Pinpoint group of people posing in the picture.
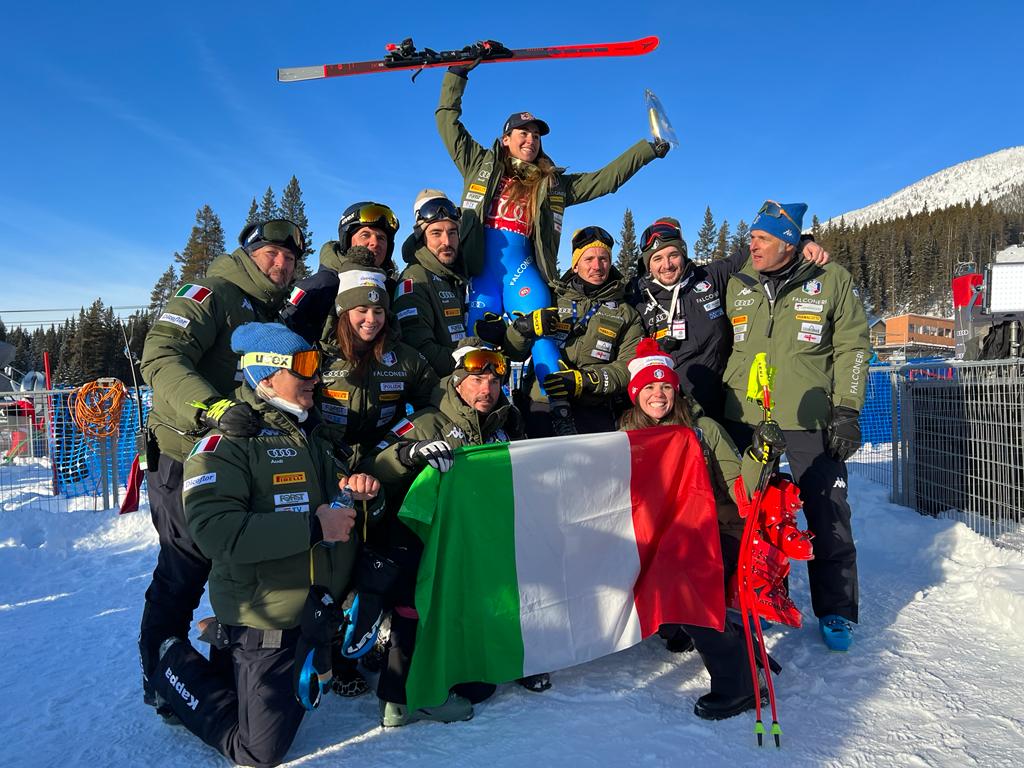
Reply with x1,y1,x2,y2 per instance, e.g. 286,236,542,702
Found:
137,63,870,767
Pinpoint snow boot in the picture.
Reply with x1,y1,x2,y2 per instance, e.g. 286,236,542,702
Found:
819,615,854,652
550,401,578,437
330,651,370,698
517,672,552,692
693,687,769,721
659,624,694,653
379,693,474,727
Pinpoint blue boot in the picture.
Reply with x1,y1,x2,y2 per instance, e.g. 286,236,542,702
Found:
819,615,853,652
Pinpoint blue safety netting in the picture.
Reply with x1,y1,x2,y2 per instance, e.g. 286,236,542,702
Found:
49,388,152,499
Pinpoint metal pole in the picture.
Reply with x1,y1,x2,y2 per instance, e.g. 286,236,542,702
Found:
111,432,120,509
99,437,110,511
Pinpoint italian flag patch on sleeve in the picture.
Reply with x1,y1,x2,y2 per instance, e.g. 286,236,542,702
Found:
392,418,415,437
188,434,222,458
176,284,212,303
288,286,306,306
396,279,414,299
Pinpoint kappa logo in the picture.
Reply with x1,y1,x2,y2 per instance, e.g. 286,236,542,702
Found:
266,448,297,459
834,478,847,489
165,667,199,711
445,425,465,440
738,287,754,296
241,297,253,312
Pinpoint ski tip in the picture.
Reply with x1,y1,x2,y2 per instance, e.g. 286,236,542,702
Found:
638,35,660,53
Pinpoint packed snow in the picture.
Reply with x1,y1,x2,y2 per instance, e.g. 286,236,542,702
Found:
2,459,1023,767
825,145,1024,229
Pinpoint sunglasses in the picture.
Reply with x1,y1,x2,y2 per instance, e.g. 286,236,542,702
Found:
416,197,462,225
241,349,321,380
571,226,614,252
349,203,399,232
240,218,306,255
757,200,798,229
640,220,681,250
460,348,508,377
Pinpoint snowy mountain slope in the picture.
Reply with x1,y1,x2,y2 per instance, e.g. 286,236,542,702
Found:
825,146,1024,228
2,462,1023,767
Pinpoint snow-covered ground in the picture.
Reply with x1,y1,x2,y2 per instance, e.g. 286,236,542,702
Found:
2,463,1023,767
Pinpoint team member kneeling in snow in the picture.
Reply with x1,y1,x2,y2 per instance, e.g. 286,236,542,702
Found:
619,338,786,720
369,339,553,726
152,323,382,767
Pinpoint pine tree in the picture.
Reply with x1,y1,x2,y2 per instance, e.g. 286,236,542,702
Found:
693,206,717,264
279,176,314,279
244,197,260,228
729,219,750,260
260,187,279,222
149,265,178,315
175,205,225,283
713,220,730,261
615,208,639,282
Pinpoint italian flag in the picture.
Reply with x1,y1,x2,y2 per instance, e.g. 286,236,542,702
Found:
399,425,724,711
176,284,212,303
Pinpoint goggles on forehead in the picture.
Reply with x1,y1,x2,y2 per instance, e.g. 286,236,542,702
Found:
459,348,508,377
240,219,306,255
641,220,682,250
571,226,614,253
350,203,399,231
756,200,798,229
416,197,462,225
241,349,321,380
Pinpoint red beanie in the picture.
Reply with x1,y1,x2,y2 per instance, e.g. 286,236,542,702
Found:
627,337,679,403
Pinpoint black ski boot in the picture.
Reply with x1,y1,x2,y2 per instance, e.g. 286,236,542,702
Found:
693,687,768,721
550,401,577,437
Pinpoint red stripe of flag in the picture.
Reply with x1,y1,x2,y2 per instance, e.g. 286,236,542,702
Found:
626,426,724,635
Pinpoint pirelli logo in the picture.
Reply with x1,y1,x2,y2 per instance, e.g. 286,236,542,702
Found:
323,389,349,401
444,308,461,317
597,327,616,338
273,472,306,485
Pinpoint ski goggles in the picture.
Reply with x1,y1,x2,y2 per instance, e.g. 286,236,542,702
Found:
240,349,321,380
641,220,683,250
239,219,306,256
571,226,614,253
346,203,399,233
457,348,508,377
756,200,799,229
415,197,462,225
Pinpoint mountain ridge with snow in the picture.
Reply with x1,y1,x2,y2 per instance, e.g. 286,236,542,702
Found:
825,146,1024,228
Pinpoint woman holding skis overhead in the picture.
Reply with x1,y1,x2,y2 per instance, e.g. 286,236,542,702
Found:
435,52,669,408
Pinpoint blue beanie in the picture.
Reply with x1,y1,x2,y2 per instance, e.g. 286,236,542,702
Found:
230,322,312,388
750,201,807,245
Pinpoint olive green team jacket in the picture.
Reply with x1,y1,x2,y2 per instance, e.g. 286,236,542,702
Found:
315,335,439,466
367,376,522,496
437,71,658,284
182,385,356,630
504,271,643,404
141,249,289,462
722,259,870,430
392,235,470,377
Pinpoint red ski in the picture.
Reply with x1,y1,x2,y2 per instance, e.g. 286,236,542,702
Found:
278,36,659,83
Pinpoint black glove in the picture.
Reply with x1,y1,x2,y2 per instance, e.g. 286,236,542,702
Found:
748,420,787,464
199,398,262,437
474,312,508,347
511,308,568,340
659,336,682,353
542,363,601,400
294,585,345,710
397,439,454,472
827,406,861,462
650,138,671,159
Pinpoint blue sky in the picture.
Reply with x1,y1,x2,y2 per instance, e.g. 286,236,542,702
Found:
3,1,1022,331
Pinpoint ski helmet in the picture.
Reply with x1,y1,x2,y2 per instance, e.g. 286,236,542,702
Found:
338,202,400,260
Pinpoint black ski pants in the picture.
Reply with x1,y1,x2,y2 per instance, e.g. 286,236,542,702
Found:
155,626,305,768
726,421,859,623
139,452,212,684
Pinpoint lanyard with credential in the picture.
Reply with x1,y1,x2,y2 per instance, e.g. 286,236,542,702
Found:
561,300,604,349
